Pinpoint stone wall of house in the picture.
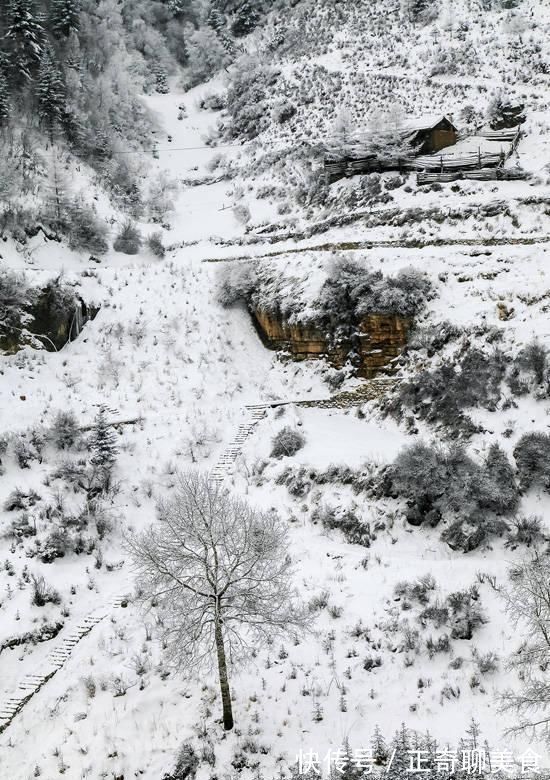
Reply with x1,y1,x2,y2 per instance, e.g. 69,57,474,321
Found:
252,309,411,378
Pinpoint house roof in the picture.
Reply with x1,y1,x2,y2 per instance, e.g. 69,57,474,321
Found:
403,114,455,133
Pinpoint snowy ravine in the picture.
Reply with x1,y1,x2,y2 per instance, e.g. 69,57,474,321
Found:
1,83,550,780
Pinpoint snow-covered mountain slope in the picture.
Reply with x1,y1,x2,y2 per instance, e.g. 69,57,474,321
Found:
3,1,550,778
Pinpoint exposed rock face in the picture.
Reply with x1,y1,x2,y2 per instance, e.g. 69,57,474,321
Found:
252,309,411,378
0,287,99,354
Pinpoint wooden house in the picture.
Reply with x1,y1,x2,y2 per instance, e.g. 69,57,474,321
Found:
404,115,458,154
323,114,458,183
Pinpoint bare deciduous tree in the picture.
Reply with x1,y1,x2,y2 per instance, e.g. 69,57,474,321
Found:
499,553,550,741
126,470,305,730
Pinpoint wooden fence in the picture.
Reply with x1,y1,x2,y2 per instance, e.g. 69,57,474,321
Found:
324,128,522,185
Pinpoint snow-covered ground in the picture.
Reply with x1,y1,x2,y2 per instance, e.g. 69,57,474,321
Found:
3,22,550,778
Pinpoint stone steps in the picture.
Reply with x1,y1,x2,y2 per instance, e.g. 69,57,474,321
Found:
208,410,267,487
0,596,130,734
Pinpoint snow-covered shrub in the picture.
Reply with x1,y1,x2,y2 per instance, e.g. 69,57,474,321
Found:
225,57,281,139
13,436,37,469
147,231,166,258
67,201,109,255
426,634,451,658
508,339,549,397
163,742,199,780
316,258,433,336
447,586,486,640
0,269,31,343
506,515,545,548
394,574,436,606
272,99,297,124
388,442,518,551
114,220,142,255
4,488,40,512
314,504,373,546
185,28,232,89
50,410,80,450
308,590,330,612
233,203,251,226
389,347,508,435
31,575,61,607
270,427,306,458
513,432,550,492
217,262,256,307
474,650,499,674
199,91,226,112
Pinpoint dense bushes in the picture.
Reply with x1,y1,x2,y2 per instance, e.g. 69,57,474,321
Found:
316,258,432,332
270,427,305,458
513,433,550,491
114,220,142,254
383,442,519,551
388,347,507,436
225,58,282,139
388,340,550,437
51,410,80,450
313,504,373,546
0,269,30,342
218,256,432,340
67,201,109,255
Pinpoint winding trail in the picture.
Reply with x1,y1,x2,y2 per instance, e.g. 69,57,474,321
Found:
202,235,550,264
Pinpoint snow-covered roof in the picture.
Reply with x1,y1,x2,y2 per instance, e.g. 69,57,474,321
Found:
403,114,454,133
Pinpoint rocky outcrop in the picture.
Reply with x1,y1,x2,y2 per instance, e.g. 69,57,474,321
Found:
0,286,99,354
252,309,411,378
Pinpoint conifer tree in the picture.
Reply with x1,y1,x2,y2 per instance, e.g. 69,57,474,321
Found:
207,8,226,33
231,1,260,37
0,72,10,127
371,724,389,766
484,442,519,513
36,48,66,134
89,405,118,489
50,0,80,38
44,153,71,234
5,0,44,83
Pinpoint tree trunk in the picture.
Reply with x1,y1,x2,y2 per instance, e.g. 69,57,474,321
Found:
214,618,233,730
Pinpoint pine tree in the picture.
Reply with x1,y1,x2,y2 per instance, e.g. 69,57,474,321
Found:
0,71,10,127
484,443,519,513
50,0,80,38
36,48,65,134
207,8,225,33
154,64,169,94
89,405,118,489
387,723,410,779
44,153,71,234
5,0,44,83
371,724,389,766
231,1,260,37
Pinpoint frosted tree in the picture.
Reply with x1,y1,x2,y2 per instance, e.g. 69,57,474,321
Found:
127,470,305,730
231,1,260,37
37,48,66,134
0,71,10,126
50,0,80,38
185,27,232,87
89,405,118,490
325,110,357,160
5,0,44,82
43,152,71,234
371,725,389,765
499,554,550,740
